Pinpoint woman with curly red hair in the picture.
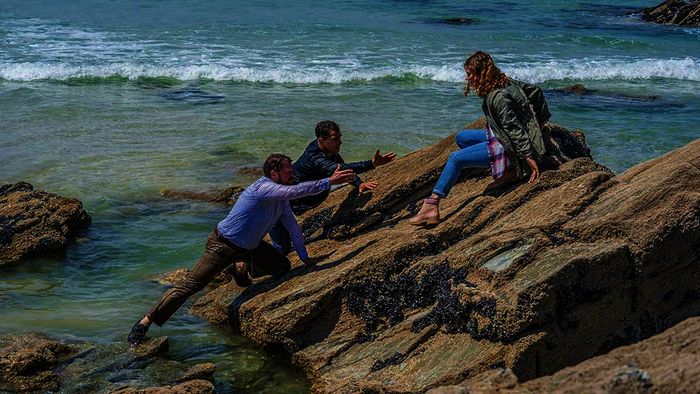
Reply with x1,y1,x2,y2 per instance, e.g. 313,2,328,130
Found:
410,50,551,226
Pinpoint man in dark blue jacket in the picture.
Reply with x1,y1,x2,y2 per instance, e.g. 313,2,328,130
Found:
269,120,396,254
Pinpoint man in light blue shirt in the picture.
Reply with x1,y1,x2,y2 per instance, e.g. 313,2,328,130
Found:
128,154,355,345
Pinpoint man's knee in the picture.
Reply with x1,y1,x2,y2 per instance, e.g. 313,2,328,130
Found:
179,276,207,296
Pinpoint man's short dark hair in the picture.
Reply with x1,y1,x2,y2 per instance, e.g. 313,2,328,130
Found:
315,120,340,139
263,154,292,177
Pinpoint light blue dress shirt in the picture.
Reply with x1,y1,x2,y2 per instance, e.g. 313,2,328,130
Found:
216,176,330,260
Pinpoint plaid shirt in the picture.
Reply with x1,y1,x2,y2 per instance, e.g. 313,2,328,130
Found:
486,126,511,180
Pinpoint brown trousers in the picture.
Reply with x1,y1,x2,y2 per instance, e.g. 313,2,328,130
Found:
146,228,290,326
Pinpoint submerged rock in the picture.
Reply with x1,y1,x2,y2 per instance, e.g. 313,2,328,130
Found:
0,333,82,392
175,363,216,383
0,182,91,268
110,379,215,394
0,333,218,393
132,337,169,360
160,185,244,205
551,85,680,111
640,0,700,26
420,16,477,26
562,83,587,95
159,84,225,105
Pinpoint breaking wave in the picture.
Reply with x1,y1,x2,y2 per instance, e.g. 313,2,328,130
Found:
1,57,698,84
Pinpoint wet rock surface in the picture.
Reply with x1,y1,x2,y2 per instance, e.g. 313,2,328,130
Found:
640,0,700,26
429,316,700,393
0,333,82,392
0,182,91,268
160,185,244,205
0,333,217,393
190,122,698,391
132,337,170,360
175,363,216,383
111,379,215,394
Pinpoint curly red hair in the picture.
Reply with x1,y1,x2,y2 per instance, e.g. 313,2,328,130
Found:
463,51,509,98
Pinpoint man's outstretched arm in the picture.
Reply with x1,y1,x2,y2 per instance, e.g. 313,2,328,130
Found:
279,202,309,262
258,166,356,200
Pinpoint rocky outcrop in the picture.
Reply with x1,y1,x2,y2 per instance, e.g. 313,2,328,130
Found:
0,182,91,267
0,333,217,393
430,316,700,393
190,123,700,392
640,0,700,26
0,333,81,392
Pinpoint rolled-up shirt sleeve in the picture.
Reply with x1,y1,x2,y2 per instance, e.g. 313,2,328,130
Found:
279,202,308,260
257,178,330,200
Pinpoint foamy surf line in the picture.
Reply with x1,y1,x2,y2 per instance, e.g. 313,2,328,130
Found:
1,58,699,83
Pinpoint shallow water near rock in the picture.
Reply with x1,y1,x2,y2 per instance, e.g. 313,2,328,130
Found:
1,0,699,392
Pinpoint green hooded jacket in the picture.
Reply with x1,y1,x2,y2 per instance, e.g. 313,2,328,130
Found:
482,79,551,179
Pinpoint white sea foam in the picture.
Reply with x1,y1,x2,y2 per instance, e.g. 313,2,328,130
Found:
1,58,699,84
505,57,700,83
3,18,699,84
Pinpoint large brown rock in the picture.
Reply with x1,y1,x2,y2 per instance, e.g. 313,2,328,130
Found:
0,182,91,267
192,120,698,393
640,0,700,26
430,316,700,393
0,333,80,392
0,333,218,393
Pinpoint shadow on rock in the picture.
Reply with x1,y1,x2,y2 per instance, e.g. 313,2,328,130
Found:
227,241,378,331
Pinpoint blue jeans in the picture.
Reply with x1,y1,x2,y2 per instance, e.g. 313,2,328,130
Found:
432,129,490,198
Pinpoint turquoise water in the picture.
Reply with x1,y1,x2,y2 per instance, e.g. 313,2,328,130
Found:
1,0,699,391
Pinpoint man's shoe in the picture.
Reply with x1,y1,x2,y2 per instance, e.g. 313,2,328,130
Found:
409,198,440,226
128,320,149,346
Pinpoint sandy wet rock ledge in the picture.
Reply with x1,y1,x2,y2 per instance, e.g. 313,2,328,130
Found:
429,316,700,393
189,120,700,392
0,182,91,268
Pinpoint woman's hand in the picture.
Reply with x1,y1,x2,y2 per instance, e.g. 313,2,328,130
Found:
525,156,540,183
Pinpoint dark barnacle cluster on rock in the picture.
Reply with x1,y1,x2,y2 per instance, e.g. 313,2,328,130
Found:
345,262,485,337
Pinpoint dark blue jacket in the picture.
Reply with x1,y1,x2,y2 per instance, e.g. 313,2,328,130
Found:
291,140,374,215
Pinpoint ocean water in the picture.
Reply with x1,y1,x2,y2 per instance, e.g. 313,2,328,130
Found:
0,0,698,392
